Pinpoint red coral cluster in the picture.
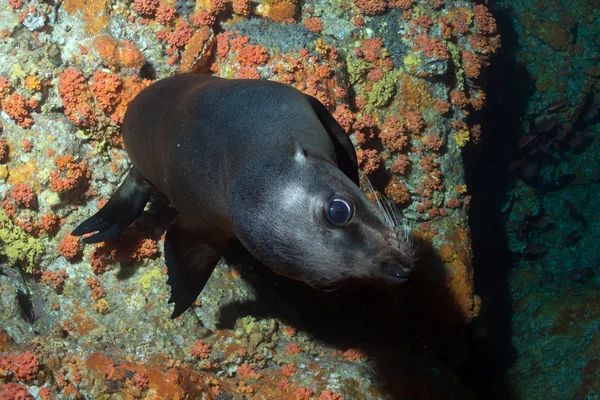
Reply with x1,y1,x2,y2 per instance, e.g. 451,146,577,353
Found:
190,340,211,359
424,133,443,152
133,0,158,16
236,44,269,67
3,92,34,128
49,155,90,193
41,268,69,289
0,383,33,399
131,371,149,390
58,68,96,127
156,2,176,24
414,34,449,59
404,110,425,134
86,277,105,300
90,71,122,113
473,5,497,35
379,115,409,152
303,17,324,33
0,351,40,382
167,21,195,48
58,234,81,260
356,148,380,175
385,178,411,205
354,0,387,16
10,183,36,208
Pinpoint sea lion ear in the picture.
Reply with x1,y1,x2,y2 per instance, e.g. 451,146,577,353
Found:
303,94,359,186
290,139,308,162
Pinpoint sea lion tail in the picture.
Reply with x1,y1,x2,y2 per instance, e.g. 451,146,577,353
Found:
72,167,153,243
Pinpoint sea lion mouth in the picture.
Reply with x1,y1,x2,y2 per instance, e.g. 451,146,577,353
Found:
381,260,412,287
309,280,346,292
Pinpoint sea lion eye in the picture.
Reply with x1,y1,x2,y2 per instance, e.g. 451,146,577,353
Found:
326,198,353,226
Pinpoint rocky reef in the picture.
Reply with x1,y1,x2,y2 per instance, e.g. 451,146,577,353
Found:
0,0,499,398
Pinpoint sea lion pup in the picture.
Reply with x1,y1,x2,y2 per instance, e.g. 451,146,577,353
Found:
73,74,416,318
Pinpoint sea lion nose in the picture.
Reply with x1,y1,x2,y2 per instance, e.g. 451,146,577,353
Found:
382,260,412,285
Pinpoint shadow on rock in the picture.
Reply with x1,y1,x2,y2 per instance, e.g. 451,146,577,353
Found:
460,5,535,399
218,236,477,399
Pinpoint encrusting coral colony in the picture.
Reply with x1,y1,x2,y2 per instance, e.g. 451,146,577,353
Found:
0,0,498,398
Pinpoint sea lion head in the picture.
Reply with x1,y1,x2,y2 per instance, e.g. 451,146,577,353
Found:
229,141,416,291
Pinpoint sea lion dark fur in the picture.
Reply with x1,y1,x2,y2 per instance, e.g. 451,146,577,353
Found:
73,74,415,318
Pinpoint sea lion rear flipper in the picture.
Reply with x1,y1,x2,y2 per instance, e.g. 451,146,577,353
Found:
72,167,153,243
165,216,229,319
304,94,359,186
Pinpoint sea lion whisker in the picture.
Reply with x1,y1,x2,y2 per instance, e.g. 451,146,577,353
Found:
364,177,396,227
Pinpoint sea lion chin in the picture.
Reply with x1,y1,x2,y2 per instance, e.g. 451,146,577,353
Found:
72,74,416,318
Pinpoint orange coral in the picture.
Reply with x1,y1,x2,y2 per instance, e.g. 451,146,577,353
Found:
414,34,449,59
424,133,443,152
404,110,425,134
41,268,68,289
90,71,122,113
58,234,81,260
156,2,176,23
168,21,195,48
12,351,40,381
285,342,302,355
49,155,89,193
133,0,158,16
379,115,408,152
356,148,380,174
343,348,366,361
58,68,96,127
131,371,149,390
10,183,36,208
385,178,411,205
291,387,313,400
354,0,387,16
390,154,410,175
92,35,145,70
433,99,451,115
281,363,296,377
8,0,22,9
232,0,250,16
303,17,324,33
394,0,413,9
360,37,385,63
190,9,216,27
450,90,469,109
190,340,211,358
86,277,105,300
473,5,497,35
236,363,261,379
462,50,482,79
319,389,343,400
3,93,34,128
0,383,32,399
235,44,269,67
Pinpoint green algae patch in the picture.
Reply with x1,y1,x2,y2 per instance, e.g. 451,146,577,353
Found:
347,56,370,85
367,70,397,110
0,210,44,272
138,266,164,290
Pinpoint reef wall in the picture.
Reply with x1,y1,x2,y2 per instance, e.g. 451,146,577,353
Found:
0,0,498,398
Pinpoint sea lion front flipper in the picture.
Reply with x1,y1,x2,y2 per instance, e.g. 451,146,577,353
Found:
164,216,229,319
304,94,359,186
72,167,153,243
